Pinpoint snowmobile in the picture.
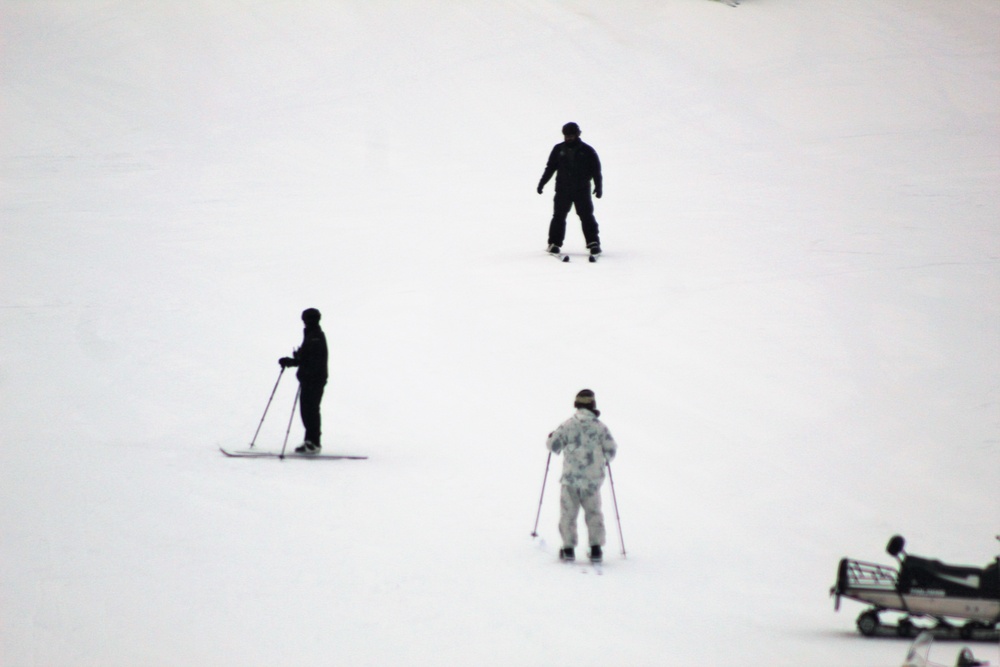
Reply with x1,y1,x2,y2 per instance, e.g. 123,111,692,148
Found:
831,535,1000,639
900,631,991,667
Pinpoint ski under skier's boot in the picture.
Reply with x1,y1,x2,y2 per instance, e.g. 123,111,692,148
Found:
547,244,570,262
294,441,321,454
559,547,576,562
589,545,603,563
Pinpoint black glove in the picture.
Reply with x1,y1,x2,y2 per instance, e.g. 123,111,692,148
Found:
279,357,294,368
537,184,544,195
594,187,602,199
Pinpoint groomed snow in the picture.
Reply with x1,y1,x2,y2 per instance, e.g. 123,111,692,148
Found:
1,1,998,665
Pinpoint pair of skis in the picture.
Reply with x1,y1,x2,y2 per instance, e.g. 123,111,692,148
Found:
534,536,608,575
219,446,367,460
549,251,599,263
564,556,604,575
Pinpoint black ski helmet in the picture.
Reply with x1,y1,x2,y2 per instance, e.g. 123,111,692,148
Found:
301,308,321,324
562,122,581,136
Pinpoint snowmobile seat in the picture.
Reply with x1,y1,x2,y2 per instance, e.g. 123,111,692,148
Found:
898,555,990,598
981,560,999,599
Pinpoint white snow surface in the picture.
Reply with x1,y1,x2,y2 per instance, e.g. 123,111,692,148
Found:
2,1,999,665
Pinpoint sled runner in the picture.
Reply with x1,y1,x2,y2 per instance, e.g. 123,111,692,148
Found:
831,535,1000,640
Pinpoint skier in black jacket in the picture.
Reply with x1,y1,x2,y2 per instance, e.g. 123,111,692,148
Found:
537,122,604,257
279,308,328,454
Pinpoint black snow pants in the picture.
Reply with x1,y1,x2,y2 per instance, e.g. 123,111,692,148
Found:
299,380,326,445
547,189,600,248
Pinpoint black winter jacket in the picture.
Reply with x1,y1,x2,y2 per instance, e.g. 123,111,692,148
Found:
290,324,328,383
538,140,603,194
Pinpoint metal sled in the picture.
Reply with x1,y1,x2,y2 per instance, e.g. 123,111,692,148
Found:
832,535,1000,640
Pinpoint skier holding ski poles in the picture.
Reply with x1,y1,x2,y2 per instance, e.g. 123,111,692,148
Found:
278,308,328,454
546,389,617,563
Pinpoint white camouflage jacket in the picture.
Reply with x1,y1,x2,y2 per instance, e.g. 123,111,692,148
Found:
546,409,618,491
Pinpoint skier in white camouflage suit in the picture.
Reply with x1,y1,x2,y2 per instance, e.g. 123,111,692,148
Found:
546,389,617,563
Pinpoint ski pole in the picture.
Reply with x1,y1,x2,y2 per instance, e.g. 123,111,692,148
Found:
279,385,301,460
530,452,552,537
607,462,626,558
249,367,285,449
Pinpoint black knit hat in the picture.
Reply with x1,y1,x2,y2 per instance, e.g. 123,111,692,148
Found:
301,308,321,324
574,389,599,416
562,122,581,136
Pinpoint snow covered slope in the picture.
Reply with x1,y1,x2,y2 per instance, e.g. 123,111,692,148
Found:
1,1,998,665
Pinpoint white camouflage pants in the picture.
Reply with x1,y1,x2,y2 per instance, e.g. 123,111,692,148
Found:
559,484,606,548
